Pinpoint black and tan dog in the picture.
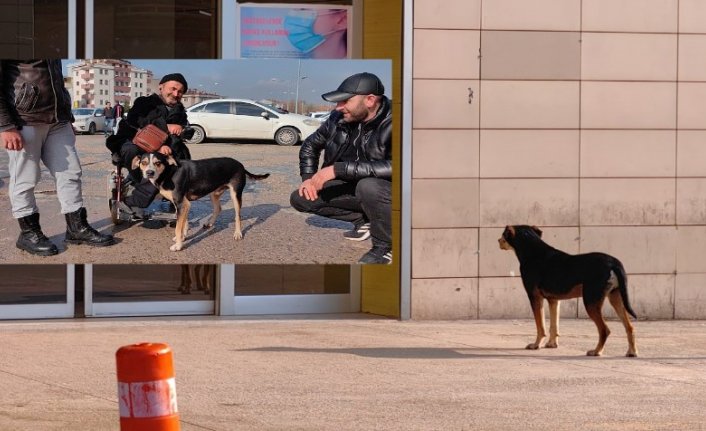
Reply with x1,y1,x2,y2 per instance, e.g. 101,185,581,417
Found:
499,225,638,357
133,152,269,251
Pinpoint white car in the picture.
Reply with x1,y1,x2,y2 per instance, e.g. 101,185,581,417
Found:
185,99,322,146
71,108,107,135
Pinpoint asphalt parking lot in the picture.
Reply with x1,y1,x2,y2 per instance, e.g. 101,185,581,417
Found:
0,134,370,264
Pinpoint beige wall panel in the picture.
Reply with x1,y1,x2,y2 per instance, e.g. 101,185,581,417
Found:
480,130,579,178
677,131,706,177
479,179,579,227
478,277,579,319
679,0,706,33
479,226,579,277
581,33,677,81
413,30,479,79
675,274,706,319
480,31,580,80
480,81,579,129
579,226,677,274
580,179,675,225
676,226,706,273
576,274,675,320
678,35,706,81
412,129,479,179
413,0,481,30
412,228,478,278
481,0,580,31
677,179,706,225
582,0,677,33
581,82,676,129
581,131,676,178
678,83,706,129
411,278,478,320
412,179,479,228
413,79,479,129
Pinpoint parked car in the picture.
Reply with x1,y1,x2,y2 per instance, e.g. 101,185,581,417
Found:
71,108,106,135
308,111,330,119
185,99,322,146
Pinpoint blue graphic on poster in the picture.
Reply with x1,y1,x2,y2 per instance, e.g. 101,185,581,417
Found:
239,5,350,59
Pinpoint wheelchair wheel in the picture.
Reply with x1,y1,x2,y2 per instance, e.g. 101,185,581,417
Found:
109,199,124,225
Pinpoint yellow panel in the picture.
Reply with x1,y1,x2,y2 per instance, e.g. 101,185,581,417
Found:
360,0,403,317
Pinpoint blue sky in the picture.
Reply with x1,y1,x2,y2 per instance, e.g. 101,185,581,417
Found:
63,59,392,105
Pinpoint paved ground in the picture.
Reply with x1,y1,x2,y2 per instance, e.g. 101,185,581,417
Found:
1,317,705,430
0,135,369,264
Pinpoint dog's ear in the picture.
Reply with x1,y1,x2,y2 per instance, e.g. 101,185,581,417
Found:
167,155,178,166
131,155,141,170
505,225,516,237
531,226,543,237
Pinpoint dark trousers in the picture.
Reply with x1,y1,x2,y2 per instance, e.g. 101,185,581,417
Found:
290,178,392,247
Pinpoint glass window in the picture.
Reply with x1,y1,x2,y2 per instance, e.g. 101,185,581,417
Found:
94,0,218,58
0,265,67,305
0,0,68,57
203,101,232,114
92,265,216,302
234,265,349,296
235,102,268,117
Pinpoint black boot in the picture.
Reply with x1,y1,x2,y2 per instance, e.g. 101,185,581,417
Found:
65,208,116,247
16,213,59,256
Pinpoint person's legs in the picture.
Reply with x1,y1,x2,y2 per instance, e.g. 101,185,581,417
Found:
290,179,366,224
355,178,392,264
8,124,58,255
104,118,114,136
42,122,114,247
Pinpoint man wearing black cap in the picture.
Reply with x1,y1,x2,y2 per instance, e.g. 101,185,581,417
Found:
106,72,190,217
290,72,392,264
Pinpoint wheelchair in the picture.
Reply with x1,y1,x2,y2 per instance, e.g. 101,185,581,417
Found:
108,127,194,225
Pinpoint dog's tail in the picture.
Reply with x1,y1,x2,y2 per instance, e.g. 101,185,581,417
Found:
245,170,270,181
614,261,637,319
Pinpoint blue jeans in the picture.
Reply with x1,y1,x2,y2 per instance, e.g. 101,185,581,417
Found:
104,118,115,135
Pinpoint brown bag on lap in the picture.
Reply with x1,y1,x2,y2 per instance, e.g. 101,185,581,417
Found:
133,124,169,152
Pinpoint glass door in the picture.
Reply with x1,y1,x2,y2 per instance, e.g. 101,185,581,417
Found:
220,264,361,315
0,265,75,320
85,264,215,317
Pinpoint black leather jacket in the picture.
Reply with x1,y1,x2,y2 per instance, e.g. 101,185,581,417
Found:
0,60,73,132
299,96,392,182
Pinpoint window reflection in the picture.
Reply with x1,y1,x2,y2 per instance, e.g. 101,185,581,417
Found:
94,0,218,58
0,265,66,305
0,0,68,58
235,265,350,296
93,265,216,302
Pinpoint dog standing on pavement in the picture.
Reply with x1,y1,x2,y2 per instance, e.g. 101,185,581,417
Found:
133,152,269,251
498,225,638,357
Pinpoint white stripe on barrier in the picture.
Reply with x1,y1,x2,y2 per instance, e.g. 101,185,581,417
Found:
118,378,178,418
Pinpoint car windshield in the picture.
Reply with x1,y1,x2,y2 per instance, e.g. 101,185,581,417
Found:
72,109,94,116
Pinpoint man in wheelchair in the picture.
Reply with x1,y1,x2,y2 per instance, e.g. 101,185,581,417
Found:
106,73,193,221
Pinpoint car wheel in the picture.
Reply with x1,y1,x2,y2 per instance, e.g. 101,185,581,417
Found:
186,125,206,144
275,126,299,146
88,122,96,135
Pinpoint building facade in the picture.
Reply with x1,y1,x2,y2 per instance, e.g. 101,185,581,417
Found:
1,0,705,321
66,59,154,108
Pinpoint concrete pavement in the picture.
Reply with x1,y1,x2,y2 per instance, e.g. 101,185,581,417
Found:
1,317,705,430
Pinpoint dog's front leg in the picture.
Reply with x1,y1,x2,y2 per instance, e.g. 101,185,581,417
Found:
545,299,560,348
170,200,191,252
527,293,546,350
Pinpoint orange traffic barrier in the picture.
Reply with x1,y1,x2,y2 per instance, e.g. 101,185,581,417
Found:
116,343,180,431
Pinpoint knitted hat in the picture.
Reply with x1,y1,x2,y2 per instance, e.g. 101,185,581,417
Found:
159,73,188,92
